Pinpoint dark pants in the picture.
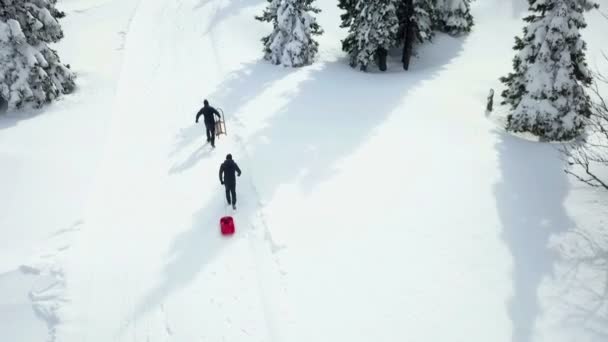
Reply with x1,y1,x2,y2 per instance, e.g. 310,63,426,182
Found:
225,183,236,205
205,121,216,146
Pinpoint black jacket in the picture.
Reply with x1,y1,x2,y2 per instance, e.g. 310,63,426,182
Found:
196,105,221,124
219,159,242,186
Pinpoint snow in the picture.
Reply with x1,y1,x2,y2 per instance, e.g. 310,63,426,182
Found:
1,0,608,341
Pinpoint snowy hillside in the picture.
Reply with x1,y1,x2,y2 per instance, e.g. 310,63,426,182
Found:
1,0,608,341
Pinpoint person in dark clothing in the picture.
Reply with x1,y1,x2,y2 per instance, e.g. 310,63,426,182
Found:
219,154,242,209
195,99,222,147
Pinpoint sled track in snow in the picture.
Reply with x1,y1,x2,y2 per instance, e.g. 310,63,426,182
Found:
231,116,292,342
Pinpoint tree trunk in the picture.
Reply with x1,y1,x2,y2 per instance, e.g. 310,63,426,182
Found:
486,88,494,112
377,47,388,71
402,0,415,70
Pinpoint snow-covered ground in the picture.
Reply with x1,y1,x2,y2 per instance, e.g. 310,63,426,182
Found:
0,0,142,339
1,0,608,341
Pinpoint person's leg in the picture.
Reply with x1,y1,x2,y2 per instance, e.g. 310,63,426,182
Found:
210,124,216,147
231,184,237,207
205,123,212,142
225,185,231,205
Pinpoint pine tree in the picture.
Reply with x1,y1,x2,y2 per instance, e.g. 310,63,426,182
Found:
344,0,399,71
500,0,599,141
413,0,435,42
435,0,474,35
338,0,356,29
255,0,323,67
338,0,357,58
0,0,75,110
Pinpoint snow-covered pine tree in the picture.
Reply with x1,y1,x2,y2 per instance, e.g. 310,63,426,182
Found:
344,0,399,71
255,0,323,67
0,0,75,110
434,0,473,35
338,0,357,57
500,0,599,141
412,0,436,42
338,0,356,28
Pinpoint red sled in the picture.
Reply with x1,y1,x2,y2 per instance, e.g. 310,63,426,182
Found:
220,216,235,235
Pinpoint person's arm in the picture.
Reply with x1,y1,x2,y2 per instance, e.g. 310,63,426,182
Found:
219,164,224,184
235,163,242,177
213,107,221,120
195,108,204,123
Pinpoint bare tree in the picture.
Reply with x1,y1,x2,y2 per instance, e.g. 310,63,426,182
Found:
563,59,608,191
561,53,608,333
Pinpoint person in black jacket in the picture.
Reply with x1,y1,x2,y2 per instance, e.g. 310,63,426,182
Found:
219,154,242,209
195,99,221,147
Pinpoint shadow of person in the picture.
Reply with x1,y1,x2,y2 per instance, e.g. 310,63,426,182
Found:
122,202,234,333
124,165,273,333
169,144,212,174
170,123,205,156
494,131,576,342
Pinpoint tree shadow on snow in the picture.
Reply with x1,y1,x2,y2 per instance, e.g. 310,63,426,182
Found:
138,35,467,329
168,62,290,170
493,132,575,342
0,107,45,131
554,224,608,340
241,60,407,195
210,61,293,119
209,37,467,206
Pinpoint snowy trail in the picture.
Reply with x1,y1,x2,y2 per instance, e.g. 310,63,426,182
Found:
57,0,288,341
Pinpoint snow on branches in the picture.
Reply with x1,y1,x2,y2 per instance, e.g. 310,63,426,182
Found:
0,0,75,110
256,0,323,67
